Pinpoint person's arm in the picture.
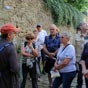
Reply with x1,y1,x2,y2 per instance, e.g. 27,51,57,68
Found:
21,43,33,57
81,60,86,73
54,48,60,55
31,45,38,57
43,44,50,56
43,44,55,58
8,46,19,73
81,44,88,76
54,58,71,70
55,45,74,70
81,60,88,78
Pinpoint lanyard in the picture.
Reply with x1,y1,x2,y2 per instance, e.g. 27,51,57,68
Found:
62,44,70,52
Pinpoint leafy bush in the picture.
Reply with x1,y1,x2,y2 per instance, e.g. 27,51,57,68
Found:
44,0,84,28
16,45,21,54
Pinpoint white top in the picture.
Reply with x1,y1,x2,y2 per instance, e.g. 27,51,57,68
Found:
75,33,88,61
57,44,76,73
34,39,42,57
21,43,34,63
37,30,47,45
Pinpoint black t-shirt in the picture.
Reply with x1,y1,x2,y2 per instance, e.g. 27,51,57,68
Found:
81,42,88,68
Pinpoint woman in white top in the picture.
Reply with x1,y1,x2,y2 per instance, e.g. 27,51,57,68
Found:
20,32,38,88
52,32,76,88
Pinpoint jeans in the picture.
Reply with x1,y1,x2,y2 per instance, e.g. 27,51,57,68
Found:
20,62,38,88
52,71,76,88
76,63,83,88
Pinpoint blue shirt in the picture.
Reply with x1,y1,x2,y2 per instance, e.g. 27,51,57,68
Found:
44,34,60,53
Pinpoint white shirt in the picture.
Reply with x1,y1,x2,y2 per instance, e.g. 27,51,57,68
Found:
57,44,76,73
37,30,47,45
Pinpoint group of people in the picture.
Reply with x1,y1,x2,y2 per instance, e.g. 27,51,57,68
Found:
0,22,88,88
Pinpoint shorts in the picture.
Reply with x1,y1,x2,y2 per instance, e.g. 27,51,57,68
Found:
44,57,55,74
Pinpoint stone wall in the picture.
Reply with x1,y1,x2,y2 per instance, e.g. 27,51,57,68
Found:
0,0,53,30
0,0,76,45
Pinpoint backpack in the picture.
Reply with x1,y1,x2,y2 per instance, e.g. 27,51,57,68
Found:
0,42,13,53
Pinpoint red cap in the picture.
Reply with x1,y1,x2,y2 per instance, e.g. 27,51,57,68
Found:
0,23,21,34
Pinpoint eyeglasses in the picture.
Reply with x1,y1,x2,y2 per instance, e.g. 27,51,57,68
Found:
60,36,64,39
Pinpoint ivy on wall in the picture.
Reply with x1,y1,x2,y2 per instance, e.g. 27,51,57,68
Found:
44,0,84,28
64,0,88,13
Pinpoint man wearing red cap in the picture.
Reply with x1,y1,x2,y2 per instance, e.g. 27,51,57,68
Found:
0,23,20,88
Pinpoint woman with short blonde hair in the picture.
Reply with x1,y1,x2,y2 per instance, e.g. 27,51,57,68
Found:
20,31,38,88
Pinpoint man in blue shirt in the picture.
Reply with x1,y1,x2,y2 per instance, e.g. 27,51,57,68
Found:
43,24,60,88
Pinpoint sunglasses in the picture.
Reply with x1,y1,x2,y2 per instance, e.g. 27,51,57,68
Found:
27,38,33,40
50,29,55,30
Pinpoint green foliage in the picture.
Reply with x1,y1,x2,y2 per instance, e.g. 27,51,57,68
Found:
16,45,21,54
44,0,84,28
64,0,88,13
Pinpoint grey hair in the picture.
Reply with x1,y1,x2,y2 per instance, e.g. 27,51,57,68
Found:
76,22,86,30
61,31,71,39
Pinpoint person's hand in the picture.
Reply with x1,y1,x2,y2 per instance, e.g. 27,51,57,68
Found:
28,42,33,48
53,67,58,72
54,62,59,70
84,73,88,79
83,70,88,78
82,70,88,74
48,53,55,58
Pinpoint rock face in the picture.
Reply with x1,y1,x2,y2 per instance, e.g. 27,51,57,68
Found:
0,0,53,30
0,0,75,45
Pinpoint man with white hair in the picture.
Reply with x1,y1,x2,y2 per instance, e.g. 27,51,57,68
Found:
43,24,60,88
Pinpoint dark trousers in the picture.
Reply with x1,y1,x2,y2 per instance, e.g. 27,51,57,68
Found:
52,71,76,88
76,63,83,88
37,57,41,73
20,62,38,88
41,49,45,73
85,78,88,88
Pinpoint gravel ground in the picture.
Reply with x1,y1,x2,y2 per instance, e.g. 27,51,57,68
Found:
24,73,86,88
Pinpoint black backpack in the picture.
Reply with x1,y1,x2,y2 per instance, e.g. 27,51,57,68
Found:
24,41,35,49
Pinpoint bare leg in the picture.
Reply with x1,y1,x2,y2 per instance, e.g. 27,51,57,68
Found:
48,73,52,88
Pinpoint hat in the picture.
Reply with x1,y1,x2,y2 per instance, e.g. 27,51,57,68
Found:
0,23,20,34
36,24,41,28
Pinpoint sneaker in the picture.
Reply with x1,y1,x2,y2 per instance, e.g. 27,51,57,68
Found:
30,78,32,81
37,78,42,82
